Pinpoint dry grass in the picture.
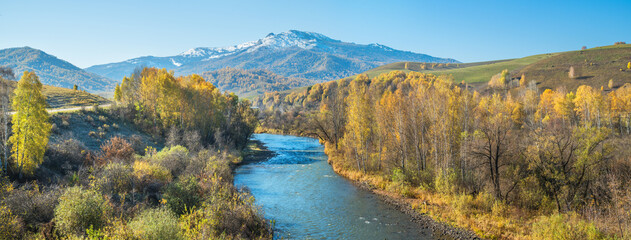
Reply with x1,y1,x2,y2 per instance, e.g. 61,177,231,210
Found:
328,155,612,240
5,80,111,109
515,44,631,92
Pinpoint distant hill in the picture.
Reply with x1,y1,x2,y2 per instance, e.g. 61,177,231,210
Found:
0,47,117,92
514,44,631,91
200,67,317,99
339,44,631,92
85,30,459,82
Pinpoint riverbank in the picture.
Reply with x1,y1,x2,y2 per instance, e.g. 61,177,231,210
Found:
240,138,276,165
329,162,482,240
243,134,481,239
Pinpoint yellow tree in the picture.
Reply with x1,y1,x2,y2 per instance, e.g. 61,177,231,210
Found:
113,83,122,102
342,74,372,172
519,74,526,88
473,94,517,200
9,71,51,178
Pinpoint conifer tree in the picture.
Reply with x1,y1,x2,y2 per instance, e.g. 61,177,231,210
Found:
9,71,51,178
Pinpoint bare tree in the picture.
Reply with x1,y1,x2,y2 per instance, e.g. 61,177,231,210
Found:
0,66,14,173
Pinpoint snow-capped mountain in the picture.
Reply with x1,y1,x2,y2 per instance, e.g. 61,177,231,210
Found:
85,30,459,81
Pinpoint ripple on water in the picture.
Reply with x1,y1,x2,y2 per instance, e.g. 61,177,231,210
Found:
234,134,431,240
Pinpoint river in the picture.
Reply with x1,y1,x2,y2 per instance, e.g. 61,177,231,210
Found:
234,133,431,239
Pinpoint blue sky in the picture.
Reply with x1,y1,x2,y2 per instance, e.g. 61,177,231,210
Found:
1,0,629,68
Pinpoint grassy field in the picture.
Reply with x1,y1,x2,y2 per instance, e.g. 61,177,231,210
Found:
516,44,631,91
335,44,631,92
6,80,111,109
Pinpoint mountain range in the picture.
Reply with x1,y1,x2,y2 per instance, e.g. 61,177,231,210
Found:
85,30,459,82
0,47,117,92
0,30,459,94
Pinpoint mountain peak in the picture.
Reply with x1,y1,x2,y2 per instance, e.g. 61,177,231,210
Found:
87,30,459,82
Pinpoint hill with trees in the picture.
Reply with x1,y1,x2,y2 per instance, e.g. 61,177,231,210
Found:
0,47,117,92
0,69,270,239
200,67,317,98
256,66,631,238
328,43,631,93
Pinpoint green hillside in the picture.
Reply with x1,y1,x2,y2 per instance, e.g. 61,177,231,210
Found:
516,44,631,91
344,53,559,84
335,44,631,92
5,80,111,109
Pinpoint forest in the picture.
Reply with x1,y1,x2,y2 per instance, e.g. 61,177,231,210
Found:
256,70,631,239
0,67,270,239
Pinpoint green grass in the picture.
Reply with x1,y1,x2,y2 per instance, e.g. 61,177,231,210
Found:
422,53,560,83
353,53,558,84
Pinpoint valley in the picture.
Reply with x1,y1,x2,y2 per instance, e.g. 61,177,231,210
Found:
0,2,629,238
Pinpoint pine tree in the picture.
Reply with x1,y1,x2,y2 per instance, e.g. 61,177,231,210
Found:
9,71,51,178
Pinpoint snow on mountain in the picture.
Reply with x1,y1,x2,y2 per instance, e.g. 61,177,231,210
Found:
85,30,459,82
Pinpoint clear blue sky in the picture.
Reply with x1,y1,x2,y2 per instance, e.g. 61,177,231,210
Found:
1,0,629,68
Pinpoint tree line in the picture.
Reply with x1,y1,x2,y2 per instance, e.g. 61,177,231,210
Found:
114,67,258,150
257,70,631,237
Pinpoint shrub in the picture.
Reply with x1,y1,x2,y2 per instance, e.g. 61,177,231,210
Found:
180,190,270,239
99,137,135,164
451,193,475,216
133,161,172,191
54,187,111,236
434,169,458,194
98,115,107,122
531,213,604,240
390,168,406,183
386,181,415,198
148,145,190,177
44,138,86,173
203,154,232,183
162,176,201,215
96,162,133,196
128,208,182,240
0,205,24,239
3,184,61,232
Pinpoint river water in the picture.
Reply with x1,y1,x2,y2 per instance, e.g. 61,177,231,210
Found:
234,134,431,239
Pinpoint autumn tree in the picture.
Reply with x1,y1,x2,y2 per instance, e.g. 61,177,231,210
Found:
73,84,78,90
114,83,122,102
519,74,526,88
628,62,631,69
569,66,576,79
609,79,614,89
473,94,519,200
489,69,509,88
9,71,52,178
341,74,372,172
